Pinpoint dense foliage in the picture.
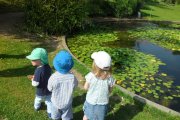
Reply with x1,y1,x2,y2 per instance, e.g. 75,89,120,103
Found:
24,0,145,34
24,0,88,34
86,0,144,17
108,0,144,17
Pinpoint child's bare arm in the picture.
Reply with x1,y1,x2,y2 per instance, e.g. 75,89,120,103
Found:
27,75,34,81
84,81,90,90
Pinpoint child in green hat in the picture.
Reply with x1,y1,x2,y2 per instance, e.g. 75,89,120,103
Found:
26,48,52,118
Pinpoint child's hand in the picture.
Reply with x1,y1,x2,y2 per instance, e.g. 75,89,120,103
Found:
27,75,34,81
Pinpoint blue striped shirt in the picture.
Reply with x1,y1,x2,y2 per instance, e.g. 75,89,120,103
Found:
48,71,78,109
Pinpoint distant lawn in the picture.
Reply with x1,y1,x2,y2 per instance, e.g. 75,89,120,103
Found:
141,2,180,21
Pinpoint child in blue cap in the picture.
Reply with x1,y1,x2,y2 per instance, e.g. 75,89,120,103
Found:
48,50,78,120
26,48,52,118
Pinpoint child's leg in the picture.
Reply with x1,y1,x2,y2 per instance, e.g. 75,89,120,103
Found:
34,95,43,110
83,115,88,120
51,103,61,120
61,105,73,120
83,101,93,120
45,95,52,118
45,95,52,113
95,104,108,120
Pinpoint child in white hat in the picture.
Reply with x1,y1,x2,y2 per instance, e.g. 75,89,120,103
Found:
83,51,115,120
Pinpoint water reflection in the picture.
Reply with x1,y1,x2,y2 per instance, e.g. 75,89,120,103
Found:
135,40,180,86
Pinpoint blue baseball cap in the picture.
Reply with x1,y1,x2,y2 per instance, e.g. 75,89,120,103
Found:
53,50,74,74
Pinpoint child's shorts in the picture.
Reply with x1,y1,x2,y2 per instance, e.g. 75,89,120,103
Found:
83,101,108,120
51,103,73,120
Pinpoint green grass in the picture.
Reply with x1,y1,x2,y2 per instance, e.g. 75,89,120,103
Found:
0,34,180,120
141,2,180,21
0,35,48,119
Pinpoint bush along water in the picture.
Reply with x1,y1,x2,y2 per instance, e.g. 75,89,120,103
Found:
86,0,144,17
24,0,145,34
24,0,88,34
67,24,180,107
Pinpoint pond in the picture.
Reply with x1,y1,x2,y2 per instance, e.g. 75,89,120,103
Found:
67,22,180,112
106,31,180,86
135,40,180,111
135,40,180,86
104,31,180,111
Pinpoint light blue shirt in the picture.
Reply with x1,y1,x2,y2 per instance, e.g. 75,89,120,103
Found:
48,71,78,109
85,72,115,105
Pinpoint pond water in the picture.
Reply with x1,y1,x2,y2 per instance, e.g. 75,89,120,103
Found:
107,31,180,112
135,40,180,86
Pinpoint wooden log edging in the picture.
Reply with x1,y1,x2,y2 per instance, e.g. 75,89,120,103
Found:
59,36,180,116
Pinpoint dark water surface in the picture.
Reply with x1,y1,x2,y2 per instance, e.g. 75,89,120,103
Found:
135,40,180,86
105,30,180,112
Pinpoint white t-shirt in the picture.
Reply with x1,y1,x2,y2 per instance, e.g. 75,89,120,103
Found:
85,72,115,105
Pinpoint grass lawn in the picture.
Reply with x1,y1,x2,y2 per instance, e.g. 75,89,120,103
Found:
141,2,180,21
0,34,180,120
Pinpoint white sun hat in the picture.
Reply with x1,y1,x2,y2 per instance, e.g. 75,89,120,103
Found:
91,51,112,70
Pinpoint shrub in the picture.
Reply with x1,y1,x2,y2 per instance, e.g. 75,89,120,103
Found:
24,0,88,34
86,0,144,18
86,0,114,17
109,0,144,18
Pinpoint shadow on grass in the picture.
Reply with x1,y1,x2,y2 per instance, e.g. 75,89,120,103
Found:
73,92,86,119
0,12,60,54
0,65,35,77
72,91,146,120
73,93,86,108
106,96,145,120
74,110,84,120
38,103,48,111
0,54,27,59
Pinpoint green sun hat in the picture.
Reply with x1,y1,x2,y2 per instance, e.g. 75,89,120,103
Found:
26,48,48,65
